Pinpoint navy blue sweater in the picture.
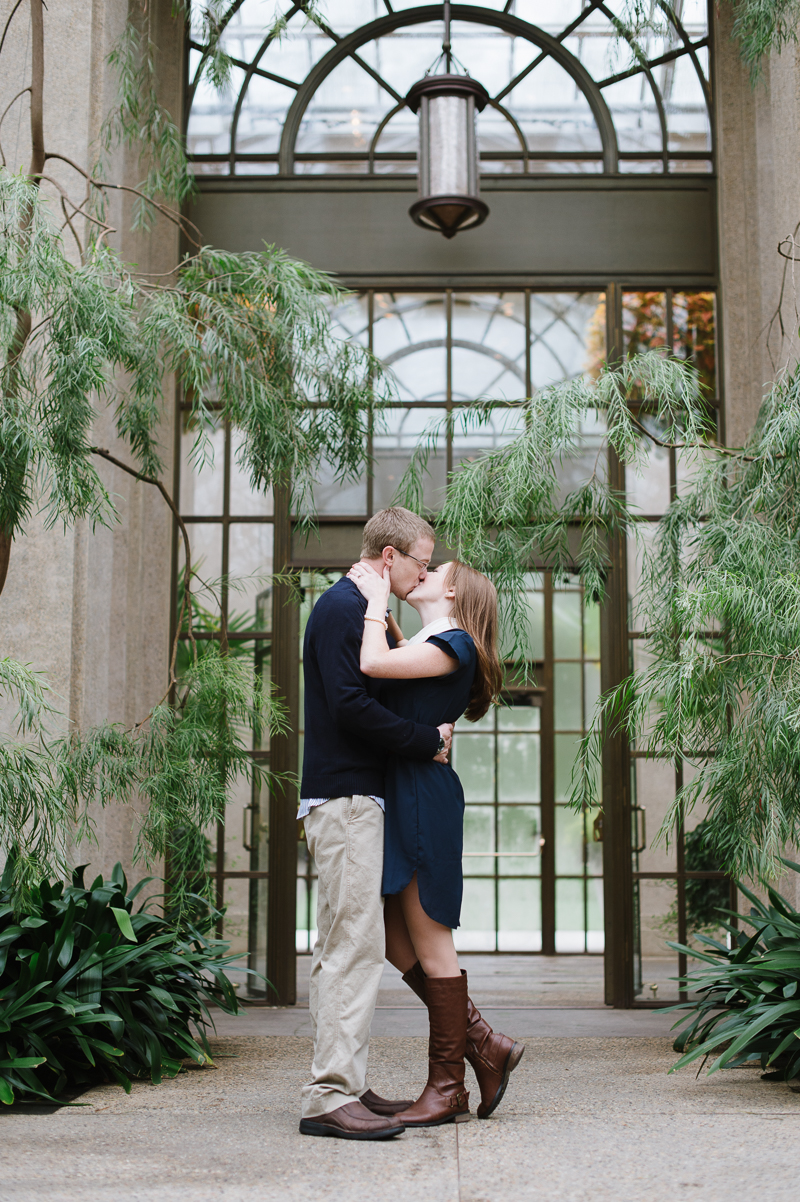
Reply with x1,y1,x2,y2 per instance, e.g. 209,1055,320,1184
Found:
300,577,440,799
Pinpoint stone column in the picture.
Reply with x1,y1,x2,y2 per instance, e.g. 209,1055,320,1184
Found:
0,0,183,887
714,2,800,447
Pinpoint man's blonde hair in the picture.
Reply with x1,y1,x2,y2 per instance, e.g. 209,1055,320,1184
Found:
361,507,436,559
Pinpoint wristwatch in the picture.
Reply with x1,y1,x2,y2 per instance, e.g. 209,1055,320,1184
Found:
437,735,446,755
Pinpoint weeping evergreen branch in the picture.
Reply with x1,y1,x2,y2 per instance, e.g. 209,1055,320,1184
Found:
0,170,385,905
0,0,388,907
728,0,800,79
100,22,195,230
395,352,708,667
574,365,800,881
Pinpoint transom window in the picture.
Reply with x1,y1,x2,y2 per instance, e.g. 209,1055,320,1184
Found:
187,0,712,177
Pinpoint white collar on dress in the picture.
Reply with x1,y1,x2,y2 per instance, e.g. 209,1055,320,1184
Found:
406,615,459,645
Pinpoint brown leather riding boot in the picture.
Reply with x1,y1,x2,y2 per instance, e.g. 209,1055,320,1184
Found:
402,960,525,1120
396,973,470,1127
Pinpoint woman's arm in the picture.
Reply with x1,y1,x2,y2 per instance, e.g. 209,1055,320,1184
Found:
361,624,455,679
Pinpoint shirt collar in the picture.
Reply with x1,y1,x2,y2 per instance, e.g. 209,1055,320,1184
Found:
406,615,458,645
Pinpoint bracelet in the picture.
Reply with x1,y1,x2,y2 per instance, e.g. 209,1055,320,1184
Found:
365,616,388,630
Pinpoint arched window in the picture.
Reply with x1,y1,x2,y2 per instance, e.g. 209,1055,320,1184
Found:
187,1,712,178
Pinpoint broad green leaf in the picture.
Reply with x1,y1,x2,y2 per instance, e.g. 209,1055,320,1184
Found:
110,908,137,943
148,986,178,1011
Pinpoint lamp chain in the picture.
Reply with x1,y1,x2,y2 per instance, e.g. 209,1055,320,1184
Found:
443,0,452,71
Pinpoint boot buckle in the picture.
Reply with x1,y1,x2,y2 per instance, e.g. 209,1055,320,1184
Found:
449,1090,468,1109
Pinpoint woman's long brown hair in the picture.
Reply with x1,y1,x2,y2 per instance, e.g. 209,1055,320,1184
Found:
447,561,504,721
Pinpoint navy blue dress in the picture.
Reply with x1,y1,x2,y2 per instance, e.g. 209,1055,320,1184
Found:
382,628,477,930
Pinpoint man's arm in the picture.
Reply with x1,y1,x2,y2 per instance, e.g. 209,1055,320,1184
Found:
312,591,446,761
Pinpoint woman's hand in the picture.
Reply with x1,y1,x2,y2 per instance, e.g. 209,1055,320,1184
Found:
347,562,391,611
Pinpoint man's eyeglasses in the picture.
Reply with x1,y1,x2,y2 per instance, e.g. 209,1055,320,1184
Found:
393,547,430,570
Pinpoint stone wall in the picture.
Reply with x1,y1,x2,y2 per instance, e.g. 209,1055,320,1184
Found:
714,5,800,914
0,0,183,885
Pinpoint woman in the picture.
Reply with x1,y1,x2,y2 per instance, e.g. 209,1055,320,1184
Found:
346,558,524,1126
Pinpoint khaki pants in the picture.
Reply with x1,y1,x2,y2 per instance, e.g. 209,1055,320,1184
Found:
300,795,385,1118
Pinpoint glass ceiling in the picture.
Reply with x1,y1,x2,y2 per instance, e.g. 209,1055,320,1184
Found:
186,0,712,177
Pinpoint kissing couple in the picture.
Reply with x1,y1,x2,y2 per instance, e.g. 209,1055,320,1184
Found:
298,506,525,1140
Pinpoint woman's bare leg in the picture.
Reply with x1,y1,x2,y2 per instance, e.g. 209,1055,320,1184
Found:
399,874,460,978
384,894,417,974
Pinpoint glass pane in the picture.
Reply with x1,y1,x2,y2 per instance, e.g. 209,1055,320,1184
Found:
498,804,541,874
553,591,582,658
329,292,370,345
451,293,526,401
230,428,273,515
373,408,446,511
178,523,223,628
501,589,544,660
228,524,274,628
497,705,540,731
623,292,667,356
498,879,541,952
373,294,447,396
452,407,526,479
586,807,604,876
312,458,368,515
583,601,600,659
497,734,541,802
463,805,495,876
180,422,224,515
627,443,670,516
555,804,585,876
673,291,716,397
452,733,494,801
554,662,582,731
555,878,585,952
555,733,582,802
637,880,681,1000
455,879,496,951
529,293,605,388
634,759,678,873
587,877,604,952
457,708,494,733
584,662,601,726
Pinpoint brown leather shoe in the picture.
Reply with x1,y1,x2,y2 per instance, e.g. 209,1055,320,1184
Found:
299,1100,405,1140
360,1087,414,1116
396,973,470,1127
402,960,525,1119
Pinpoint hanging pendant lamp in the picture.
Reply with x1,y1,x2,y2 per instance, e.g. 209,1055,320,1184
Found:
406,2,489,238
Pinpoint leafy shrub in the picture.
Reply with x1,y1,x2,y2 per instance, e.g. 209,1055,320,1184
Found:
0,858,241,1104
668,859,800,1082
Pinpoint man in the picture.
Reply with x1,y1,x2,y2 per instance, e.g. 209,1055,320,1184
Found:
298,507,452,1140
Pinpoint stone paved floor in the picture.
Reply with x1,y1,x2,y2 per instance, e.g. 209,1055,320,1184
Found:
1,958,798,1200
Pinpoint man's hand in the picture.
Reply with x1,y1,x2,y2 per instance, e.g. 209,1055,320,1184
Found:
434,722,454,764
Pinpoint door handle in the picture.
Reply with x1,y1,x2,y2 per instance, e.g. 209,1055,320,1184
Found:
243,803,255,852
